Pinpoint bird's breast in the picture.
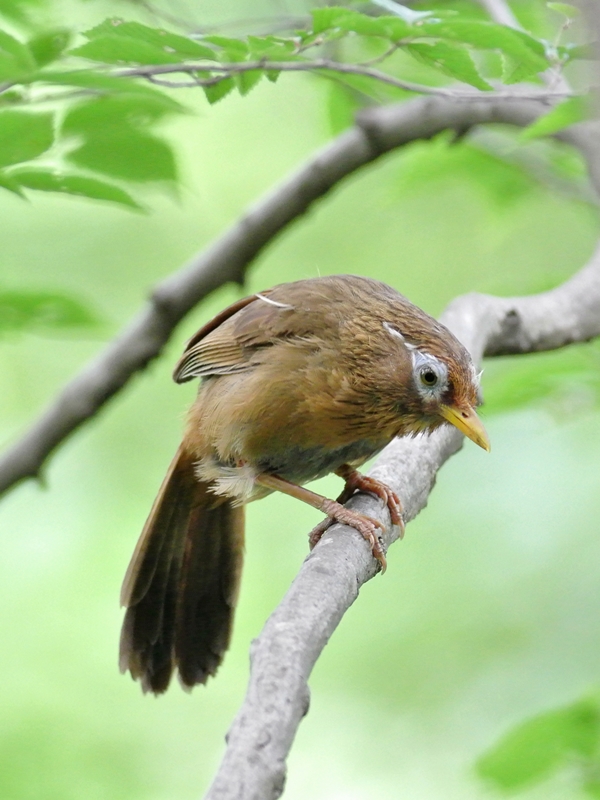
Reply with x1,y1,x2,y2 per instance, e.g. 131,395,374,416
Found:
253,438,387,485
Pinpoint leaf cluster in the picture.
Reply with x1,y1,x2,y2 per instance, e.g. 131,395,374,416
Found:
0,2,588,211
476,695,600,797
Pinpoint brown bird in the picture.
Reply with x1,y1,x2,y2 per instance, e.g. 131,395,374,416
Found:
119,274,489,693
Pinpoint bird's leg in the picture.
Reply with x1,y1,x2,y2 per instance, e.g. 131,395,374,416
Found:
255,472,388,570
307,465,405,558
305,481,359,551
335,464,405,535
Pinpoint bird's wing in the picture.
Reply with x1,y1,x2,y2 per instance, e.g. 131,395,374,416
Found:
172,288,300,383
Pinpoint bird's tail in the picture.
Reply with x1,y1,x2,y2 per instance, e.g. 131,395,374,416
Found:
119,446,245,694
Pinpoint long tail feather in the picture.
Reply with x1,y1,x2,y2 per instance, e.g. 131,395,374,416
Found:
119,447,245,694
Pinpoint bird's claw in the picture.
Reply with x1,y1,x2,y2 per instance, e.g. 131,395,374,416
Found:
311,498,388,572
308,516,334,550
341,470,405,538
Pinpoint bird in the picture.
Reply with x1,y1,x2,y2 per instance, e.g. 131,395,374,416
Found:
119,274,489,694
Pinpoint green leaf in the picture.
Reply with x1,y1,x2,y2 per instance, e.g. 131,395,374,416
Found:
476,699,600,792
83,19,216,60
311,8,355,35
521,97,588,140
327,82,360,135
379,16,415,40
235,68,263,96
406,42,492,90
62,95,177,183
71,35,185,66
483,342,600,414
28,29,71,67
10,168,142,209
0,289,101,333
66,128,177,183
0,111,53,167
346,13,413,38
333,11,399,36
510,28,549,59
202,76,235,104
501,53,539,84
0,169,24,197
422,19,548,76
547,2,580,18
311,8,412,38
203,35,248,62
247,35,295,60
0,29,36,80
63,93,180,133
0,0,44,24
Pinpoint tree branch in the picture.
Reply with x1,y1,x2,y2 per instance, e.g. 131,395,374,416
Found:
118,59,575,100
203,240,600,800
476,0,522,29
0,94,597,498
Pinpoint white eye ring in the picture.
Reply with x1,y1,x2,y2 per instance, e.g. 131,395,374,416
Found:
412,351,448,397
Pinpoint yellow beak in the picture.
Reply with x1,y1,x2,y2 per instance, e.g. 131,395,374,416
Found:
439,404,491,452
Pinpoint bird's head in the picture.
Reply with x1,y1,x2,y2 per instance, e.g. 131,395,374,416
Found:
382,320,490,451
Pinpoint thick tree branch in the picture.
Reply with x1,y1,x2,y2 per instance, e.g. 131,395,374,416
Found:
0,95,596,498
204,241,600,800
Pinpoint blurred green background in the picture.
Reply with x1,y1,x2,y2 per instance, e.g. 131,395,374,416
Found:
2,1,600,798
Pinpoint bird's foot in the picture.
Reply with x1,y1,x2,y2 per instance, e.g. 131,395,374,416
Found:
313,498,387,572
255,471,389,569
336,467,405,538
308,517,334,550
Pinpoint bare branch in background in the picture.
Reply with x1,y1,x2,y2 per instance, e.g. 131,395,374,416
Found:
203,241,600,800
476,0,522,28
576,0,600,114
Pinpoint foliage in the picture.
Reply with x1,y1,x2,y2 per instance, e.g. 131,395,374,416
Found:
0,289,100,333
0,0,588,213
476,696,600,796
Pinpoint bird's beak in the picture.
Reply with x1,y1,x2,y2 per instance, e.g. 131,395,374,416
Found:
439,404,491,452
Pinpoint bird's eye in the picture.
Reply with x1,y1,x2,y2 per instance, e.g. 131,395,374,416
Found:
420,369,439,387
412,351,448,397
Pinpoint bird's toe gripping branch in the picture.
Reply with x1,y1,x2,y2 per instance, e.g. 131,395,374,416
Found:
255,471,391,571
335,465,405,537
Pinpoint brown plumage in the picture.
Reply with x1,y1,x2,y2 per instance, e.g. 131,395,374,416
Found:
120,275,489,693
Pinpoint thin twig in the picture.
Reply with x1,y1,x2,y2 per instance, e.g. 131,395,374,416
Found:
117,59,575,100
